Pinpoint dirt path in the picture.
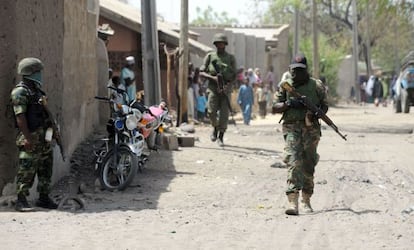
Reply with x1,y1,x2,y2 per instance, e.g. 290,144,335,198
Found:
0,103,413,250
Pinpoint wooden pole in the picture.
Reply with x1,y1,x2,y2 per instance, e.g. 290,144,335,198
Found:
163,44,179,109
178,0,189,124
352,0,360,102
312,0,319,79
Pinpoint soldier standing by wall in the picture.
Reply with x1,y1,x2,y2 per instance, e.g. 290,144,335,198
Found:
10,58,59,212
200,33,236,146
272,53,328,215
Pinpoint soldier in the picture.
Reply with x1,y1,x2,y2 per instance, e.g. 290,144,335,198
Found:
273,53,328,215
11,57,58,212
200,33,236,146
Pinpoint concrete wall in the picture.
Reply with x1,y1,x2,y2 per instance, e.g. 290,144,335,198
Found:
191,28,266,71
0,1,18,192
233,33,246,69
269,27,290,85
337,56,354,100
0,0,99,194
190,28,224,69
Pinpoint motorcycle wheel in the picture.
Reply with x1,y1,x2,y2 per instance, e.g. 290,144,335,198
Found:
99,145,138,191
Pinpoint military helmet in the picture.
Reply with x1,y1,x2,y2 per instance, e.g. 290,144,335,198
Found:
17,57,43,75
212,33,228,45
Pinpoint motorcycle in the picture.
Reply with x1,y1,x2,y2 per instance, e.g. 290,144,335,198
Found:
131,100,171,151
94,95,146,191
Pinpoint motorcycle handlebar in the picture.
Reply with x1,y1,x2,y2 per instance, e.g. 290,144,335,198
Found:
95,96,111,102
107,86,126,94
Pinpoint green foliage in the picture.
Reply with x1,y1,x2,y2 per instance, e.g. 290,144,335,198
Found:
261,0,414,81
299,36,346,97
191,5,239,26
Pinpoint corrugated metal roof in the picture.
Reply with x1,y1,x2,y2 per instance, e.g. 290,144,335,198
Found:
225,25,289,42
99,0,212,57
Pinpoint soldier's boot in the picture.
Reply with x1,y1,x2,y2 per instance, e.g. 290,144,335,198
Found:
210,127,218,142
285,192,299,215
15,194,34,212
217,132,224,147
301,192,313,213
36,194,58,209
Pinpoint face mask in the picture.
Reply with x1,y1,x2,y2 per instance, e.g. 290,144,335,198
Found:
290,68,309,86
24,71,43,87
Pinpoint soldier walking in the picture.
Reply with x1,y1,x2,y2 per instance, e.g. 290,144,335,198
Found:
273,53,329,215
200,33,236,146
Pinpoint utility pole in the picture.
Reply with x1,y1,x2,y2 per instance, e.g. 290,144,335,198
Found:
141,0,161,106
178,0,189,124
312,0,319,79
293,7,300,56
366,2,372,77
352,0,360,102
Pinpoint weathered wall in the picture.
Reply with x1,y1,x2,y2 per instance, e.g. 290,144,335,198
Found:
62,0,99,170
0,0,99,194
269,26,290,85
0,1,18,192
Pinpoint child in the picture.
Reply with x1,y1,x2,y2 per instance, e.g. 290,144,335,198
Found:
196,88,207,122
237,77,254,125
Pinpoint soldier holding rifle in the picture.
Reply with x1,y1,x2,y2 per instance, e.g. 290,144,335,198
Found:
273,53,330,216
200,33,236,146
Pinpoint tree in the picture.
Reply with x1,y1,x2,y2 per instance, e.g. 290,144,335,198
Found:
190,5,239,26
260,0,414,74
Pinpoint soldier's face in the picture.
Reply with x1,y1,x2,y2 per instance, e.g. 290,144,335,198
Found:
215,42,226,50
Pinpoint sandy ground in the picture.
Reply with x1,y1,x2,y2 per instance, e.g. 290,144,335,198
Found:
0,102,414,250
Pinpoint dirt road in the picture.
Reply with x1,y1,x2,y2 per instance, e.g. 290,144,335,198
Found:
1,103,413,250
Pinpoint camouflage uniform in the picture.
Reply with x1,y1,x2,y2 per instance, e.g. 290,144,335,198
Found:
11,82,53,198
11,57,58,211
277,78,327,195
275,53,328,215
200,33,236,145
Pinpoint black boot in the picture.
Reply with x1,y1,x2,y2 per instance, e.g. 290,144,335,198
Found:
218,132,224,146
210,127,218,142
36,194,58,209
15,194,34,212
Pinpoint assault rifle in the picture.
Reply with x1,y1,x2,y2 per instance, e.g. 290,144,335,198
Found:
211,60,225,93
199,61,236,125
280,81,347,141
39,97,66,161
211,61,236,125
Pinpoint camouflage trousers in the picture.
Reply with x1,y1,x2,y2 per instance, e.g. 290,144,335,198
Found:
282,121,321,195
207,90,230,132
16,130,53,197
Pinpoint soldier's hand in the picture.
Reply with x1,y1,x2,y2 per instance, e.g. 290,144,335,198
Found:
286,98,305,109
39,96,48,106
23,138,34,151
53,130,61,140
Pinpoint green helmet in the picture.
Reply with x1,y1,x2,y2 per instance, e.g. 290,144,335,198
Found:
17,57,43,75
212,33,228,45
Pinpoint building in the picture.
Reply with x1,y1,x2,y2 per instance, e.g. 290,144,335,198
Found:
99,0,212,108
190,25,290,88
0,0,100,194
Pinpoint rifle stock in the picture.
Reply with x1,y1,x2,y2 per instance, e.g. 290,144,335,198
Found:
280,82,347,141
40,97,66,161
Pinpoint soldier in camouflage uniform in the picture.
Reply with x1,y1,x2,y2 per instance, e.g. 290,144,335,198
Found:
273,53,328,215
200,33,236,146
11,57,58,212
